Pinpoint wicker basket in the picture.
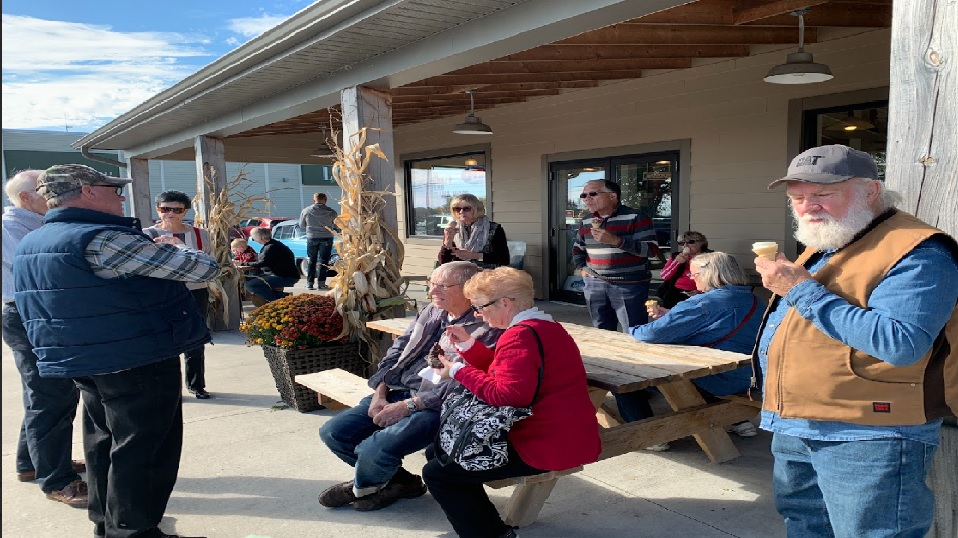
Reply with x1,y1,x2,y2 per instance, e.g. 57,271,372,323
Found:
262,342,366,412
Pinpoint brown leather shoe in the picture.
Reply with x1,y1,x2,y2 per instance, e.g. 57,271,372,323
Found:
318,480,356,508
45,479,88,508
17,460,86,482
353,473,427,512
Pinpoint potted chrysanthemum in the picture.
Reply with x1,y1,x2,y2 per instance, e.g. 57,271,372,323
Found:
241,294,365,412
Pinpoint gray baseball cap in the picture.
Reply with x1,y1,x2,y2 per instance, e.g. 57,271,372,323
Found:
768,145,879,189
36,164,132,200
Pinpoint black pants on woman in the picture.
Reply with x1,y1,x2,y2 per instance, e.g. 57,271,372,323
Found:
184,288,209,393
423,443,546,538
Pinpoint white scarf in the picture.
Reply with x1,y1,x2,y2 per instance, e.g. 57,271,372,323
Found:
455,215,492,253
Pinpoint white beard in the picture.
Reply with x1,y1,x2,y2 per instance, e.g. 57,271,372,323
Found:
793,195,876,251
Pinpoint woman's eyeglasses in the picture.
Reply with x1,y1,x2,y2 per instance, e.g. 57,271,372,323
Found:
157,206,187,214
677,240,698,245
470,297,502,313
451,206,473,213
579,191,609,199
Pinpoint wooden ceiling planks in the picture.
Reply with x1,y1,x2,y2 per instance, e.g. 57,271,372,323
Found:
230,0,893,137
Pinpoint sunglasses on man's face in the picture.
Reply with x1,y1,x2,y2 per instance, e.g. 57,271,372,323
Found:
93,184,125,196
579,191,610,199
157,206,187,214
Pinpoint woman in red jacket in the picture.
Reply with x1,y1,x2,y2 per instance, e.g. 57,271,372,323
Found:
424,267,601,538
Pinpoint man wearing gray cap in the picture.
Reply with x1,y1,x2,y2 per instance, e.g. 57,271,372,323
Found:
14,164,219,538
751,145,958,537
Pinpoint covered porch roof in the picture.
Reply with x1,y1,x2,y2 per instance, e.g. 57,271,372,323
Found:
73,0,892,165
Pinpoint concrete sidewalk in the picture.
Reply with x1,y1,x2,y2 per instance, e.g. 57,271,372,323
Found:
2,287,785,538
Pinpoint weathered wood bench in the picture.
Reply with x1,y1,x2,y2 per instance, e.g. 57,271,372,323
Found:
295,368,583,527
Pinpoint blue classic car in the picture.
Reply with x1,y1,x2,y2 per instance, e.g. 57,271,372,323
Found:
248,219,339,276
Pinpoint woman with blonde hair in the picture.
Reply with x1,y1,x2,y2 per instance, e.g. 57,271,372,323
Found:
438,193,510,269
425,267,600,538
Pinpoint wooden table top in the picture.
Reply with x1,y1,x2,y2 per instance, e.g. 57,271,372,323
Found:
365,317,751,393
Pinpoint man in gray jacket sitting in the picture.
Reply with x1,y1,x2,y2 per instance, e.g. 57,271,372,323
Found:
299,192,340,290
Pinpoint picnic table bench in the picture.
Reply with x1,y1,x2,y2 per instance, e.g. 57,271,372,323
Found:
296,316,758,527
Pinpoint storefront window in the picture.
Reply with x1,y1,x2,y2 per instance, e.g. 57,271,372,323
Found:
804,101,887,179
405,152,487,237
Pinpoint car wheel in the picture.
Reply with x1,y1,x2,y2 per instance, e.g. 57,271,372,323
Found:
298,258,310,277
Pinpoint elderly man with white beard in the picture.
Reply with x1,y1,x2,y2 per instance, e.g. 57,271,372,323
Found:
751,145,958,538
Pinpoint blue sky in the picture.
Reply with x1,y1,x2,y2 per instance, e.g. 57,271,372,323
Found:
2,0,310,133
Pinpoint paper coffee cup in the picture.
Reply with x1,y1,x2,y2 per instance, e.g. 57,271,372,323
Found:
752,241,778,260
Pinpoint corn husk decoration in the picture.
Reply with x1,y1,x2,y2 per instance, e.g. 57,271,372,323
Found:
192,168,272,328
326,127,411,353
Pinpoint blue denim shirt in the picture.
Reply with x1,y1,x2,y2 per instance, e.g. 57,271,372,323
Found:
758,237,958,445
629,285,761,354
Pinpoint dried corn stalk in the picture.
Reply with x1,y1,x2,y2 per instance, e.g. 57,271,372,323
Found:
327,127,411,354
192,168,272,328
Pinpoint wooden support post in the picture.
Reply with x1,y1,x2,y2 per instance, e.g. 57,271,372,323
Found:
194,135,241,331
657,379,740,463
501,476,561,528
126,157,152,224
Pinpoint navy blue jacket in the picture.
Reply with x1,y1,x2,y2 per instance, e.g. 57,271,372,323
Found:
14,207,210,378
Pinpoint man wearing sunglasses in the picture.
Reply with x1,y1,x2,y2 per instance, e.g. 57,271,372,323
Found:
14,164,219,538
572,179,659,332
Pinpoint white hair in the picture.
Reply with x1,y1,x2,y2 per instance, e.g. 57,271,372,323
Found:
4,170,42,207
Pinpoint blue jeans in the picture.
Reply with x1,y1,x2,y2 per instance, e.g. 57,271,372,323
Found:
582,277,649,332
771,432,937,538
76,356,183,538
306,237,334,287
319,393,440,494
2,303,81,493
245,274,299,301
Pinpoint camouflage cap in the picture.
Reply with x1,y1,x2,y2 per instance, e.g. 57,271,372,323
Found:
36,164,132,200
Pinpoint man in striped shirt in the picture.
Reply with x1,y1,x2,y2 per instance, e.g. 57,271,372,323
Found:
572,179,659,332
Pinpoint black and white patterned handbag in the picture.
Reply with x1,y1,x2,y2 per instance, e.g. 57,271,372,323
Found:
436,324,544,471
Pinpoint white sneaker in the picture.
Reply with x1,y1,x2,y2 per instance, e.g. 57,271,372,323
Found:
726,421,758,438
644,443,670,452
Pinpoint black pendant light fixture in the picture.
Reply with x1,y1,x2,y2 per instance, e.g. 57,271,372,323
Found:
452,89,493,135
764,8,833,85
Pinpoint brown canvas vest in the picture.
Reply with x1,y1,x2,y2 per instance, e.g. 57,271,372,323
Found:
762,210,958,426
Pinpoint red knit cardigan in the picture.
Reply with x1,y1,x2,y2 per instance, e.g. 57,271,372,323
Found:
455,319,601,471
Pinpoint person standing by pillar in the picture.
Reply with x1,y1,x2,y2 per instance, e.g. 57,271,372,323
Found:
2,169,88,507
299,192,339,290
143,190,214,399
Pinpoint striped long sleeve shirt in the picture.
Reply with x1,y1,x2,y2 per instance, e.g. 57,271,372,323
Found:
571,204,658,283
85,230,220,282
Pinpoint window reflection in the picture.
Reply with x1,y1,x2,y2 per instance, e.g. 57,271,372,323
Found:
406,152,487,236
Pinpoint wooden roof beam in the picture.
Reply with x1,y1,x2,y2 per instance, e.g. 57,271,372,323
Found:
391,89,560,104
413,71,650,86
449,58,691,75
631,0,891,27
496,44,750,61
732,0,828,25
390,81,597,95
557,24,818,45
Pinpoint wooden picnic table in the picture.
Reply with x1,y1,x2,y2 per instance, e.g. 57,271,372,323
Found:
365,316,758,464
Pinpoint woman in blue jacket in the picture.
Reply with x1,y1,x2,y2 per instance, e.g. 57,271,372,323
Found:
620,252,762,450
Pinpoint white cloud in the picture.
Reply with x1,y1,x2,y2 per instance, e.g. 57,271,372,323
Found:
1,14,213,132
227,14,291,38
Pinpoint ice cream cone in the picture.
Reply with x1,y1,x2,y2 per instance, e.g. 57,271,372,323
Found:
591,218,602,229
645,299,659,308
752,241,778,260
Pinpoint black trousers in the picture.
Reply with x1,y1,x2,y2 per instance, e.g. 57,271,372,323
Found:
76,357,183,538
184,288,208,392
423,443,545,538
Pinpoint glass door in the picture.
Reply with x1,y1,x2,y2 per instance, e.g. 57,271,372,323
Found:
549,161,606,304
548,152,678,303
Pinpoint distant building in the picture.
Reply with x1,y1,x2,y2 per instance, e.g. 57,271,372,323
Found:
1,129,342,221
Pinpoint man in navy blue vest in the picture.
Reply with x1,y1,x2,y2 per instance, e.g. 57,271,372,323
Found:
14,164,220,538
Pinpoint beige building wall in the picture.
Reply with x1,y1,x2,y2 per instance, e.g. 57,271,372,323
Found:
394,29,891,298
